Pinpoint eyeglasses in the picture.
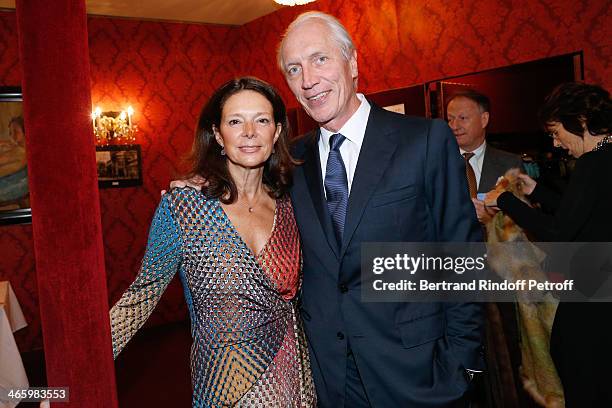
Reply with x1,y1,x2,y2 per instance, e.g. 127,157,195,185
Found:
547,130,559,139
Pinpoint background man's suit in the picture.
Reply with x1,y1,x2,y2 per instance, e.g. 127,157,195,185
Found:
291,104,485,407
478,145,524,193
472,144,525,407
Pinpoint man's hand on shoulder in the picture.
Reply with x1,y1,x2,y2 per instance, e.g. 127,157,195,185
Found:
161,175,207,196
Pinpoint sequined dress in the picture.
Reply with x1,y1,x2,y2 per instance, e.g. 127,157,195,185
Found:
110,188,316,407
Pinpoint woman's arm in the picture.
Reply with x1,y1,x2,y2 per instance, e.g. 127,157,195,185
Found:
497,154,598,242
109,194,183,358
497,191,558,241
0,145,27,177
528,183,563,212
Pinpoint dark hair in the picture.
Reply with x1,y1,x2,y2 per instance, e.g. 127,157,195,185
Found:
539,82,612,137
190,77,297,203
447,89,491,113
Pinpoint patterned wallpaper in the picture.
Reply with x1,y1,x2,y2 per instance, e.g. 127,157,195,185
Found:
236,0,610,104
0,0,610,351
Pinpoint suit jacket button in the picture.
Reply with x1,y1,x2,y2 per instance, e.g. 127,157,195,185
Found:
339,283,348,293
337,332,345,340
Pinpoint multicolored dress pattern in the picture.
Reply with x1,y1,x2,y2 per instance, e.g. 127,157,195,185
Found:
110,188,316,407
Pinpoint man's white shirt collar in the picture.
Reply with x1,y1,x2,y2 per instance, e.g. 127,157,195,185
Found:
460,141,486,160
319,93,370,150
318,94,370,194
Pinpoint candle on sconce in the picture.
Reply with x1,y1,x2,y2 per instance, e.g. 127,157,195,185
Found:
94,107,101,130
127,106,134,128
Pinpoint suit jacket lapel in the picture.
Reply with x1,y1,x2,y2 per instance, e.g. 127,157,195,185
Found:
302,130,341,258
340,105,399,257
479,147,498,193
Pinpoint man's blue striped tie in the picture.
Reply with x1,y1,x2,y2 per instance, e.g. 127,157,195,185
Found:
324,133,349,247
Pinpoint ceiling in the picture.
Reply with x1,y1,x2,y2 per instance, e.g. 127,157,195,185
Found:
0,0,285,26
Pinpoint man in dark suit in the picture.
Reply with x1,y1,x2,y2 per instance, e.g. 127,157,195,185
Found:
279,12,484,407
446,90,523,224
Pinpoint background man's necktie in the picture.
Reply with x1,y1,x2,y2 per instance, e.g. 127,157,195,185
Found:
463,152,477,199
324,133,349,246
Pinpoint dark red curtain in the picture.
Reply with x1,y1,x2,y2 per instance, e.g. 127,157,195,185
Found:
15,0,117,406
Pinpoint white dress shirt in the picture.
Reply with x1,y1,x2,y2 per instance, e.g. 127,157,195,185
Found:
319,93,371,195
460,141,487,190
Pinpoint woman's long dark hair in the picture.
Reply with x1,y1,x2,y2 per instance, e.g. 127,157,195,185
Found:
539,82,611,137
189,77,298,203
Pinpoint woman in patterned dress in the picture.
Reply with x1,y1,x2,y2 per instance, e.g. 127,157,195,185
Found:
110,77,316,407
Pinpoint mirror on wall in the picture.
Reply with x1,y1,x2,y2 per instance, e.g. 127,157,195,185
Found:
431,52,583,156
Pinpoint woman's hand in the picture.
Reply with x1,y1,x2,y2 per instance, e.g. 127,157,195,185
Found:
517,173,537,195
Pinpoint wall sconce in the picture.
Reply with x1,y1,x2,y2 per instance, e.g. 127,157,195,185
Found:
274,0,316,5
91,106,137,145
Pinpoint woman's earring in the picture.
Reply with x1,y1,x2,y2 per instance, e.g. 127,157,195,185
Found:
220,147,226,156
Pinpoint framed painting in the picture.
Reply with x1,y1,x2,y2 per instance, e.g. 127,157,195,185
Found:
95,144,143,188
0,87,30,226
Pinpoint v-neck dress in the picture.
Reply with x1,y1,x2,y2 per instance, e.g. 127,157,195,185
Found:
110,188,316,407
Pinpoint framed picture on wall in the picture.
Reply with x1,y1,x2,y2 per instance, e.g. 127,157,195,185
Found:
368,84,428,118
95,144,143,188
0,87,31,226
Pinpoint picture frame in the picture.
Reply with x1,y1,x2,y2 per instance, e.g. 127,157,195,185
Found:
95,144,143,188
0,87,30,226
368,84,428,118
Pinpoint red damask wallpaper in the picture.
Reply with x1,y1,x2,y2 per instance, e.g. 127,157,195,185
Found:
0,0,610,351
235,0,610,105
